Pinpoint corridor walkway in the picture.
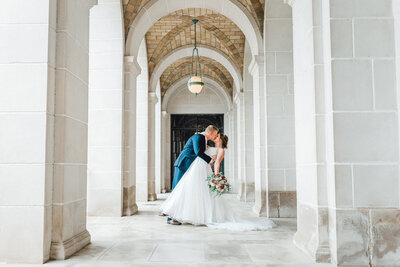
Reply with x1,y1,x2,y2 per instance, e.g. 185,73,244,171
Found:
4,195,335,266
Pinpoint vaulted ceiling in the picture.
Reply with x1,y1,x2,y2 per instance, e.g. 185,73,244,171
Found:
160,56,234,94
122,1,265,96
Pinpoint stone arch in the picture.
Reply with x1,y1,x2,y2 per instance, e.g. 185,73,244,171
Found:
159,57,234,96
125,0,263,58
162,76,232,112
147,16,242,73
123,0,265,35
150,45,242,93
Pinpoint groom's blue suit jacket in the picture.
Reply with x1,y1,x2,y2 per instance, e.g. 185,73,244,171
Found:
172,134,212,189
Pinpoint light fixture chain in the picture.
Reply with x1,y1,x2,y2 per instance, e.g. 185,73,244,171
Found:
194,18,197,48
196,48,202,78
187,18,204,95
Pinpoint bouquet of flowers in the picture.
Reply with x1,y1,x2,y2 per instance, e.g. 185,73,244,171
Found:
206,172,231,196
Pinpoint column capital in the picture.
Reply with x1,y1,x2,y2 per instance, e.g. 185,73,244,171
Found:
124,56,141,76
148,92,158,104
233,91,243,104
248,55,264,76
284,0,296,7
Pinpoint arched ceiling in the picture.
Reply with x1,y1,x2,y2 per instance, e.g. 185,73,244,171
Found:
160,56,233,95
145,9,244,76
122,1,265,97
123,0,265,35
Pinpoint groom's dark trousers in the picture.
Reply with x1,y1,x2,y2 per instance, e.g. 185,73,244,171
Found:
171,134,212,189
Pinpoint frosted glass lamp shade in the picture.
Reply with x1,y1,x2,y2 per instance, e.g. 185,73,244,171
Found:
187,76,204,94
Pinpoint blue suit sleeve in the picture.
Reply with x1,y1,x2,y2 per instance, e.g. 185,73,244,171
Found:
193,135,212,163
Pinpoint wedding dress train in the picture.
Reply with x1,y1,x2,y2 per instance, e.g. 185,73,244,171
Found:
160,147,276,231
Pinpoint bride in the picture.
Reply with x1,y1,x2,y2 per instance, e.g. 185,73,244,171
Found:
160,133,276,231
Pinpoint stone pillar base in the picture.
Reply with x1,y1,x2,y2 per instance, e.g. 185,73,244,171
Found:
294,203,331,263
334,208,400,266
296,207,400,265
239,182,255,202
148,193,157,201
315,246,331,262
252,203,268,217
123,185,138,216
268,191,297,218
252,189,268,217
123,203,138,216
50,230,91,260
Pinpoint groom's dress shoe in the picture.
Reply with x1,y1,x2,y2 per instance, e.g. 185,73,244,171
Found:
167,218,182,225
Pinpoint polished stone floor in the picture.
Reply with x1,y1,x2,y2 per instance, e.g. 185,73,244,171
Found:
2,194,336,266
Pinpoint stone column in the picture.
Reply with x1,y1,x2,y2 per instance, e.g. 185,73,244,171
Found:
165,112,172,191
135,39,149,201
249,55,268,216
290,0,331,262
240,41,256,202
237,90,256,202
291,0,400,265
326,0,400,265
50,0,97,260
122,56,140,215
264,0,296,218
223,111,231,184
229,103,238,193
224,108,237,191
242,89,256,202
87,0,124,216
0,0,56,263
147,92,158,201
155,83,162,194
235,93,244,199
161,110,169,193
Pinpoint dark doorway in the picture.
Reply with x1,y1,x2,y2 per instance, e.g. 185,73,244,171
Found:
170,114,224,188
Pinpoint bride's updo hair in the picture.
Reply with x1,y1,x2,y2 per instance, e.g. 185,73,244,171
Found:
220,134,229,149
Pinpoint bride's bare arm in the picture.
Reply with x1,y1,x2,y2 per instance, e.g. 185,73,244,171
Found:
213,149,225,175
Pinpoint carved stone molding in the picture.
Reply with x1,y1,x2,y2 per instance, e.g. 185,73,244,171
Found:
124,56,141,76
148,92,159,105
284,0,296,7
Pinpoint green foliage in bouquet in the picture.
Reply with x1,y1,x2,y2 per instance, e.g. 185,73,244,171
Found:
206,172,231,197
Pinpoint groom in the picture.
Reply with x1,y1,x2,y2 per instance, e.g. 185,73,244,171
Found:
167,125,219,225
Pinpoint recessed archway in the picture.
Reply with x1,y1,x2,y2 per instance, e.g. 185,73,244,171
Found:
150,45,242,94
125,0,263,58
162,76,232,112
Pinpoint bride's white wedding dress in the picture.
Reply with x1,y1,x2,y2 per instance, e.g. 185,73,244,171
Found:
160,147,276,231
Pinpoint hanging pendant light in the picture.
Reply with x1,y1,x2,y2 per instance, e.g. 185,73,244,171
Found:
188,19,204,95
